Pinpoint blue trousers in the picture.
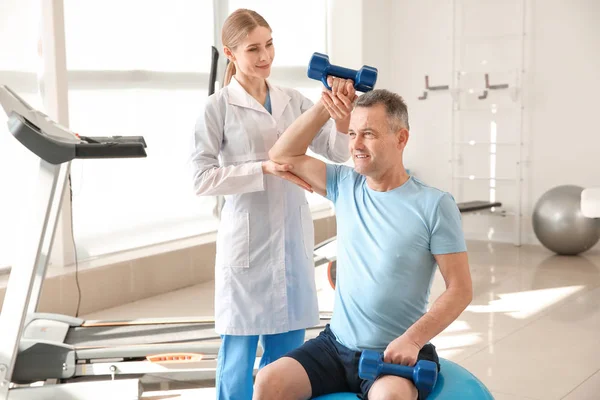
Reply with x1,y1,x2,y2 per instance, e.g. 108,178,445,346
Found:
215,329,305,400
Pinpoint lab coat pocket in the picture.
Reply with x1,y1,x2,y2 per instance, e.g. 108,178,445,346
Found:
300,204,315,260
218,211,250,268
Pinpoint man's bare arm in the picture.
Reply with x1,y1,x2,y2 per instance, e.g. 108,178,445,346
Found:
268,101,331,196
269,101,330,158
403,252,473,348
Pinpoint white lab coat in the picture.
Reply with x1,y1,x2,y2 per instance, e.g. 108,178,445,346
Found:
191,77,350,335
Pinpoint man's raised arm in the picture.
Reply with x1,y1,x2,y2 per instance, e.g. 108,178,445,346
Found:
269,79,355,196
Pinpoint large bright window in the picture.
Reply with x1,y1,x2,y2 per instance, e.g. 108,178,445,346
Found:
64,0,214,72
67,89,216,258
64,0,217,259
0,0,43,270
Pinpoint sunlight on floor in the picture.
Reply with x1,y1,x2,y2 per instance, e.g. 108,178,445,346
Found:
467,285,585,319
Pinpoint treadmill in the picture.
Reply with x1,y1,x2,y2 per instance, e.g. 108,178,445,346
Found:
0,85,331,399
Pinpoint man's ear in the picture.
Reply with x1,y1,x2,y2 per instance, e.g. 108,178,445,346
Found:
397,128,409,149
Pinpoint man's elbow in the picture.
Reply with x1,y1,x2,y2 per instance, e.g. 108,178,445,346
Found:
459,285,473,310
268,148,299,165
268,148,282,163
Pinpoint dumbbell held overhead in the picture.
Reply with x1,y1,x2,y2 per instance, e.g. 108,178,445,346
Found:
359,350,438,397
308,52,378,92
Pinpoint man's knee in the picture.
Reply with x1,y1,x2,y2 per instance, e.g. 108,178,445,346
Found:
253,357,311,400
368,375,418,400
254,364,283,400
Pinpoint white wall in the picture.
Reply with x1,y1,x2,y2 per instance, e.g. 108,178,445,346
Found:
356,0,600,248
328,0,393,88
527,0,600,204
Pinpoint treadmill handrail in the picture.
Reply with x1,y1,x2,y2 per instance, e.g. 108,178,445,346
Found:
2,85,147,164
9,113,77,164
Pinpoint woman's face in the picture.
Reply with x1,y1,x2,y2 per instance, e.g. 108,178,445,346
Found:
229,26,274,79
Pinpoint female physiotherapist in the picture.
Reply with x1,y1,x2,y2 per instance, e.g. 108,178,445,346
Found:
190,8,351,400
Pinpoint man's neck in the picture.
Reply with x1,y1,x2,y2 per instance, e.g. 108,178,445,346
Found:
235,73,267,102
366,166,410,192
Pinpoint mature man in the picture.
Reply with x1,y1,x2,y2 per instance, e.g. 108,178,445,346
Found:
254,80,473,400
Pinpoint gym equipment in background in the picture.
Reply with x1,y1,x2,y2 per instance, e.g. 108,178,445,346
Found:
533,185,600,255
0,85,220,399
0,85,332,399
307,52,378,92
208,45,219,96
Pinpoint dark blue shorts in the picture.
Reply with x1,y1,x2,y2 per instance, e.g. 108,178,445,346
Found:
285,325,439,400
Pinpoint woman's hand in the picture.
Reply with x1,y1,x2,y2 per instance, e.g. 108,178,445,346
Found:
262,160,313,192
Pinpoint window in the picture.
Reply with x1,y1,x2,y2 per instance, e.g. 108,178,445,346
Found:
64,0,214,72
227,0,328,68
0,0,43,270
64,0,217,258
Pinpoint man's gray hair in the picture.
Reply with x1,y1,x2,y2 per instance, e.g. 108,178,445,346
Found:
355,89,410,132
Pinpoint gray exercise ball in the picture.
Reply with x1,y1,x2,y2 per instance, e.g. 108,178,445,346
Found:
532,185,600,255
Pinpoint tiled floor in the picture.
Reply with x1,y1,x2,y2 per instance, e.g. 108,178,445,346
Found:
82,241,600,399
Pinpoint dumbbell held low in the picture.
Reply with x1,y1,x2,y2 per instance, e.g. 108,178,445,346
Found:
308,52,378,92
359,350,438,396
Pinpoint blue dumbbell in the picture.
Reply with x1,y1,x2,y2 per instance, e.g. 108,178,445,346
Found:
359,350,438,397
307,52,378,92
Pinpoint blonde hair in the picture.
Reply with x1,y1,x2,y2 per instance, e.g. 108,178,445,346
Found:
222,9,272,85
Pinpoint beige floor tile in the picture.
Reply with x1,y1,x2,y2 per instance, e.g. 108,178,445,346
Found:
561,369,600,400
82,281,215,320
459,285,600,399
490,391,541,400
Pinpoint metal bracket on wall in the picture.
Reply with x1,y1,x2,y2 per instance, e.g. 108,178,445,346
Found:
479,73,510,100
418,75,450,100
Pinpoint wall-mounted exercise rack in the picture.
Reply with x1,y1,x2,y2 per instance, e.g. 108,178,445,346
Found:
418,0,527,246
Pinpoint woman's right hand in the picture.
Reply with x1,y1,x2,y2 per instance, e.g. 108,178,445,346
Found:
262,160,314,193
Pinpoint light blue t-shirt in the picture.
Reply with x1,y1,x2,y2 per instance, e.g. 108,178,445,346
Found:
326,164,467,351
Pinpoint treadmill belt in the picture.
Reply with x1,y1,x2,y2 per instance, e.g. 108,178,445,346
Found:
66,323,218,347
66,320,330,348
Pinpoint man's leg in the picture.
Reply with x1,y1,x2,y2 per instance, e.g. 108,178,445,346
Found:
258,328,306,368
254,326,352,400
253,356,313,400
216,334,259,400
368,376,418,400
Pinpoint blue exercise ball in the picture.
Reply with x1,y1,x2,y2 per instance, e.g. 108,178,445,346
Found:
428,358,493,399
312,358,493,400
312,394,357,399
